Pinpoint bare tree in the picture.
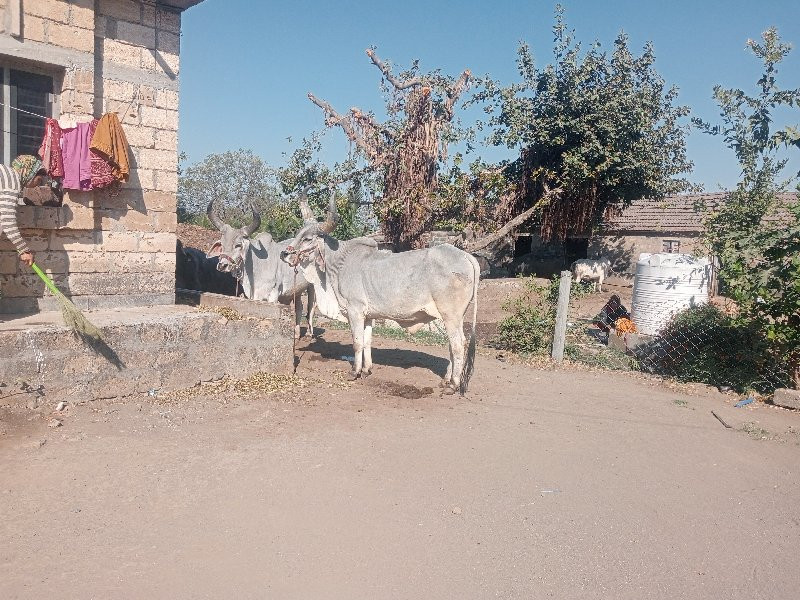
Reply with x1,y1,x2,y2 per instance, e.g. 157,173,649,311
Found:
309,48,471,250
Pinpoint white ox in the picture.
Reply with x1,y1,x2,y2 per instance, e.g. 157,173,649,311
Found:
206,190,318,339
571,256,611,292
280,196,480,394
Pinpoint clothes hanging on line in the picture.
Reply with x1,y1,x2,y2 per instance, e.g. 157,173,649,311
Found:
90,112,131,184
60,122,94,191
38,118,64,178
88,119,116,189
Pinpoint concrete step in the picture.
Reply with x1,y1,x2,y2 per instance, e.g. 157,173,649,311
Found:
0,301,293,406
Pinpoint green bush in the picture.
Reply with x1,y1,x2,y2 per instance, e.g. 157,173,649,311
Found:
638,304,791,393
495,277,560,355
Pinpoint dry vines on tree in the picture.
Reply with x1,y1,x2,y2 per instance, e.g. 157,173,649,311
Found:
309,48,471,249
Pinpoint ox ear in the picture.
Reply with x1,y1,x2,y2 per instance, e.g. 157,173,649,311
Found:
206,241,223,258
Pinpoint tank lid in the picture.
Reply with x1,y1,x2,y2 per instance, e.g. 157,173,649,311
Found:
637,252,709,267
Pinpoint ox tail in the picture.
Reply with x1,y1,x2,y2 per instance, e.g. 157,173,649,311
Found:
459,254,480,396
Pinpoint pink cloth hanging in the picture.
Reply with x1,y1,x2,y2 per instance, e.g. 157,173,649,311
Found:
60,122,94,190
38,118,64,178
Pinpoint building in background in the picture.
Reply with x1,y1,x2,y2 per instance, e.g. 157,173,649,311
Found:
0,0,204,313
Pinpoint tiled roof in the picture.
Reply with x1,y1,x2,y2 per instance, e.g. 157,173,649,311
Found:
602,192,796,233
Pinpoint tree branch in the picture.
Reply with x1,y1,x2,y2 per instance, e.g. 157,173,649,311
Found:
444,69,472,118
366,48,423,90
308,92,379,160
464,186,561,253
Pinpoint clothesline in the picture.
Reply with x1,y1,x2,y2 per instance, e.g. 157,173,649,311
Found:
0,101,49,120
0,84,141,124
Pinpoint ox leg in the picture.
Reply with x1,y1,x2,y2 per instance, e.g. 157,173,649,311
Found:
306,288,316,338
349,314,366,379
362,319,374,376
444,320,466,393
293,295,303,340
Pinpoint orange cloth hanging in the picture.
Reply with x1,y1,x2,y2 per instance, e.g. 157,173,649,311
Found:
89,112,130,183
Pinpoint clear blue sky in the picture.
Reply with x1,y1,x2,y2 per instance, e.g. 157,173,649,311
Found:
177,0,800,191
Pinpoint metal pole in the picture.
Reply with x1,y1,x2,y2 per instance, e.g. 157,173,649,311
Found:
551,270,572,362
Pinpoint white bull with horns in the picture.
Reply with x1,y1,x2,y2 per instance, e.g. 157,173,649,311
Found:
280,195,480,394
206,188,318,339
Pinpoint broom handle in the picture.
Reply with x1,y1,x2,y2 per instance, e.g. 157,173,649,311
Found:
30,263,62,297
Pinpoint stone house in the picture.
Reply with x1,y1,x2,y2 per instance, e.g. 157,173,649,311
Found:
0,0,203,313
587,193,722,280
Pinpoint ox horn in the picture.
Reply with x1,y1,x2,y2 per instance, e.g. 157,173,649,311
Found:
242,202,262,237
318,190,338,234
297,185,315,224
207,200,224,231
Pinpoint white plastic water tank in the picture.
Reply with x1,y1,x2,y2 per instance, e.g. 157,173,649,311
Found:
631,253,711,335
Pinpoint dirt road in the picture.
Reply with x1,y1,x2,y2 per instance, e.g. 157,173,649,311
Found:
2,328,799,599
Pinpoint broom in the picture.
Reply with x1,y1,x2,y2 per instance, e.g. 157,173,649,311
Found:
30,262,104,343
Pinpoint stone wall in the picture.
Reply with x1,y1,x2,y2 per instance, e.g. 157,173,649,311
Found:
588,232,705,276
0,0,184,313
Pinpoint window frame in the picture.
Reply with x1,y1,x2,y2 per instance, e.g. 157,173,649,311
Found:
662,239,681,253
0,60,61,165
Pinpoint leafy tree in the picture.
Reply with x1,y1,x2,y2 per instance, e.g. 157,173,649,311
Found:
471,5,695,247
177,146,369,241
177,149,281,229
693,27,800,386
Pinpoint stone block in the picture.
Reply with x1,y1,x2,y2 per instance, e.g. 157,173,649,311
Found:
102,78,137,102
123,124,156,149
116,20,155,48
0,252,19,275
69,69,94,94
50,230,101,252
128,168,156,190
155,211,177,233
155,170,178,193
155,7,181,33
140,106,178,131
101,232,140,252
155,88,179,110
142,48,179,77
61,90,94,114
69,0,95,29
62,250,113,273
22,14,47,42
25,0,69,22
137,148,176,170
47,21,94,53
156,30,180,55
773,388,800,410
99,0,141,23
154,129,177,151
67,271,174,296
99,208,157,233
144,191,176,212
108,251,155,274
103,38,141,69
138,232,175,253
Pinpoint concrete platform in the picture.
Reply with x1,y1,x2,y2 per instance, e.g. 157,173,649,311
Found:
0,295,294,405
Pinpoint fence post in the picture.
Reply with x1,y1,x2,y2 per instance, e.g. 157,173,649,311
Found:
551,270,572,363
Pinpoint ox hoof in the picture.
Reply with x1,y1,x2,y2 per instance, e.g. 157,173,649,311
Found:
439,379,451,389
442,385,457,396
349,370,361,381
363,368,373,377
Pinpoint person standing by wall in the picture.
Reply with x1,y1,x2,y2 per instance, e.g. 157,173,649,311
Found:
0,155,47,269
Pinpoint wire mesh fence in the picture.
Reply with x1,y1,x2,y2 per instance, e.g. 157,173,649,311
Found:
560,280,793,394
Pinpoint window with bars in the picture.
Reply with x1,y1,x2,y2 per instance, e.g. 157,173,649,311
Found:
662,239,681,253
0,66,55,164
